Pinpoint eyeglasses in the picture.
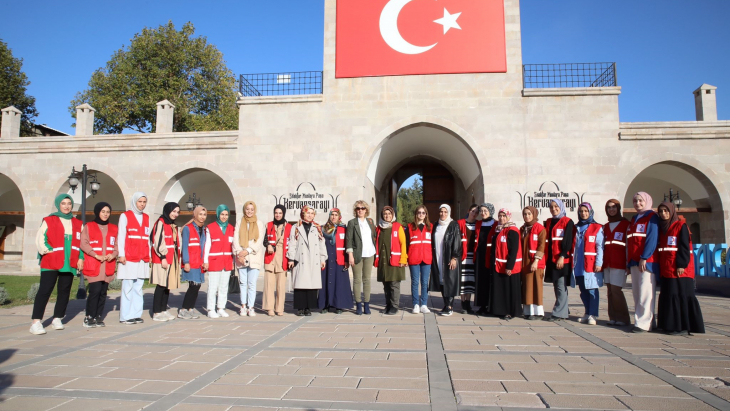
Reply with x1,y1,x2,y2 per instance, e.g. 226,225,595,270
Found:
416,211,426,215
355,207,366,211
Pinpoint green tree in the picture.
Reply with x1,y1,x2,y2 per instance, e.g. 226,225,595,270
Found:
397,175,424,225
0,39,39,136
69,21,238,134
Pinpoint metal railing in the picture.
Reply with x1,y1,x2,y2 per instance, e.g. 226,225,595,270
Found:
522,63,617,89
239,71,323,97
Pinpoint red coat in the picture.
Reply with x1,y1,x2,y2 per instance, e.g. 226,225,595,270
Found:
658,221,695,279
574,223,603,273
83,222,118,277
151,219,176,266
123,210,150,263
493,226,522,275
407,223,432,265
374,222,403,267
264,222,292,271
40,216,82,270
544,217,573,265
628,212,657,263
207,223,235,272
525,223,547,270
603,220,630,270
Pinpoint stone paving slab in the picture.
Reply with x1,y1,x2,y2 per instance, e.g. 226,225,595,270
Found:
2,280,730,410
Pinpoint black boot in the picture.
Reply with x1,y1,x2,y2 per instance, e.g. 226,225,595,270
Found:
356,302,363,315
363,302,371,315
83,316,96,328
462,300,474,314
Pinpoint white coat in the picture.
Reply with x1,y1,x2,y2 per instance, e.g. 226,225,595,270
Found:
286,223,327,289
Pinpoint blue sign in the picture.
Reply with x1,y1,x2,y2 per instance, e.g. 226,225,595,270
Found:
693,244,729,277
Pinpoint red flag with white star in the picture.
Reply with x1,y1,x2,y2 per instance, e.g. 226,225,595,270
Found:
336,0,507,78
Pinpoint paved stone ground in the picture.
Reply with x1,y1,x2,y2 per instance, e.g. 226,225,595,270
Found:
1,275,730,411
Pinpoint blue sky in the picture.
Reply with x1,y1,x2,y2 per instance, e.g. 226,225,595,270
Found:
1,0,728,135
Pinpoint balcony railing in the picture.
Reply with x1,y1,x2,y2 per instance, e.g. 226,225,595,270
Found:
239,71,323,97
522,63,617,89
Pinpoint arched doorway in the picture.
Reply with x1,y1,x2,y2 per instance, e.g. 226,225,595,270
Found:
157,168,237,225
0,173,24,261
367,123,483,221
623,161,725,244
55,170,127,225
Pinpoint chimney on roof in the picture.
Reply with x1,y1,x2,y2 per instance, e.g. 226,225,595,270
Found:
694,84,718,122
156,100,175,133
1,106,22,138
75,103,95,136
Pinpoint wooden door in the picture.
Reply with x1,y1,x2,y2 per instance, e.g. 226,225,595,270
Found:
422,165,455,221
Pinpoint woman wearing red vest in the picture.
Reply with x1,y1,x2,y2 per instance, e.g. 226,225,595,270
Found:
474,203,496,315
430,204,463,316
487,209,523,320
520,206,546,320
117,192,151,325
375,206,408,315
603,199,631,326
544,198,574,322
318,208,354,314
179,206,207,319
570,203,604,326
263,205,290,316
656,202,705,335
30,194,84,335
204,204,234,318
628,192,660,333
80,202,118,328
150,202,181,322
457,204,479,314
405,205,432,314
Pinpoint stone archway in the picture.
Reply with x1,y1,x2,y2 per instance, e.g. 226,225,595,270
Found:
156,168,237,225
622,161,725,243
54,169,127,225
0,173,25,261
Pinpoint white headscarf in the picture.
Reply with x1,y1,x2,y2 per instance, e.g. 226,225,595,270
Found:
438,204,453,226
130,192,147,215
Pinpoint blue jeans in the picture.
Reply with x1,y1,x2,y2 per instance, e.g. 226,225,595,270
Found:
238,267,259,309
576,275,599,317
409,263,431,306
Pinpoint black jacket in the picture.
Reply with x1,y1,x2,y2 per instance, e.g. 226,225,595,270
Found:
429,221,463,297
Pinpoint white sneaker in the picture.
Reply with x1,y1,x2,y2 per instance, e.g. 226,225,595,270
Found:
51,318,64,330
239,308,246,316
208,310,220,319
29,322,46,335
577,315,589,323
164,311,175,320
420,305,430,314
587,316,597,325
153,313,169,322
248,307,256,317
413,305,420,314
217,309,229,318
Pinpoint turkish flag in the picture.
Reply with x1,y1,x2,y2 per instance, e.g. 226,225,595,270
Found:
336,0,506,78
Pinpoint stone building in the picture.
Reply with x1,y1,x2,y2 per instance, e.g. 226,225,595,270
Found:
1,0,728,273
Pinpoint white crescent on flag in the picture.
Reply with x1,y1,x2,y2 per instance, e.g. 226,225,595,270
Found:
379,0,437,55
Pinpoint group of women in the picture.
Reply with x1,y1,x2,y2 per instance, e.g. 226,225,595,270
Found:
29,193,705,337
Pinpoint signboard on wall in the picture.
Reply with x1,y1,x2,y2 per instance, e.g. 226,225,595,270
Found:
517,182,586,217
336,0,507,78
273,183,340,219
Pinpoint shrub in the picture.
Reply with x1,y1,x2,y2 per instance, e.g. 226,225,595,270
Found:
27,283,40,300
109,279,123,290
0,287,9,305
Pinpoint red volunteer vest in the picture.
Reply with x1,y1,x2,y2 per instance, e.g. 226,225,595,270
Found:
185,223,204,270
627,212,657,263
457,219,469,261
374,222,403,267
574,223,603,273
603,220,630,270
40,216,83,270
123,211,150,263
207,223,235,272
525,223,547,270
544,217,573,264
493,226,522,275
658,221,695,279
264,222,292,271
407,224,433,265
334,226,347,266
151,220,176,265
83,222,118,277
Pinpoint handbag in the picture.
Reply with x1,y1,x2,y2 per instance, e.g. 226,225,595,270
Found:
228,271,241,294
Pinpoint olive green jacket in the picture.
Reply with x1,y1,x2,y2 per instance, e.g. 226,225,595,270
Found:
345,217,377,265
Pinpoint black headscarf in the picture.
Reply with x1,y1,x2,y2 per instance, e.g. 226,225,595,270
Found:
162,202,180,225
273,204,287,226
93,202,112,225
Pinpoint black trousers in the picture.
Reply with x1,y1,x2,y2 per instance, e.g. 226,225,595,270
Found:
293,289,318,309
86,281,109,318
32,270,74,320
153,285,171,313
182,282,201,310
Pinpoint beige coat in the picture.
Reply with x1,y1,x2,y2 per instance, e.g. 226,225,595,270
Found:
150,219,181,289
233,219,265,269
286,223,327,289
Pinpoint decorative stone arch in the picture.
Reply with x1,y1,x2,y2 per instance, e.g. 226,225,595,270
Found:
0,170,27,261
617,155,728,243
48,163,133,215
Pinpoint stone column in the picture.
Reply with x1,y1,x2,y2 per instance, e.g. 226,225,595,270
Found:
75,103,95,136
156,99,175,133
694,84,718,122
1,106,22,138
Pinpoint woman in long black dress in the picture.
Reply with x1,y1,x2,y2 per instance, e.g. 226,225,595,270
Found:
430,204,463,316
474,203,496,315
488,209,523,320
319,209,354,314
656,201,704,335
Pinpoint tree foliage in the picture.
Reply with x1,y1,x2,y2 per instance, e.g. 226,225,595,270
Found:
69,21,238,134
0,39,39,136
397,175,424,225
